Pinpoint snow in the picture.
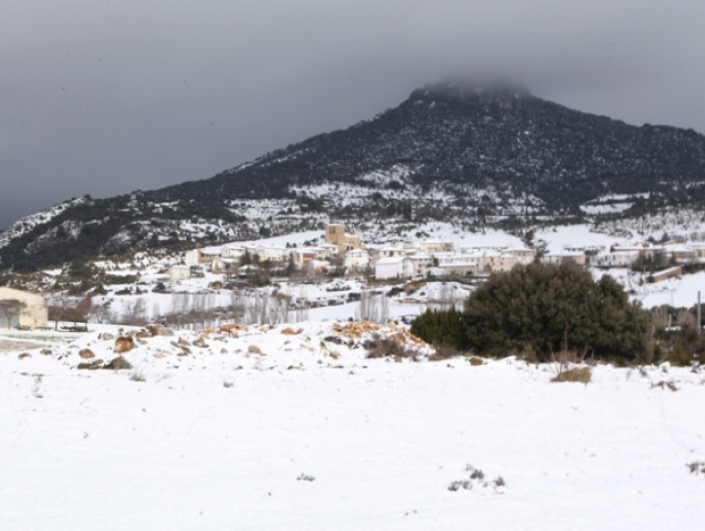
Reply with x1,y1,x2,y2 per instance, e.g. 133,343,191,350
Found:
535,224,617,253
638,270,705,308
580,202,633,214
1,322,705,530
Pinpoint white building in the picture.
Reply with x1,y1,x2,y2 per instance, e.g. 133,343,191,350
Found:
407,253,434,278
507,247,536,266
168,265,191,281
0,287,48,329
375,257,413,280
540,251,586,267
418,240,453,253
591,251,638,268
343,249,370,272
368,246,407,267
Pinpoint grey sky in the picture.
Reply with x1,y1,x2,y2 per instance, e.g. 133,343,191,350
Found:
2,0,704,229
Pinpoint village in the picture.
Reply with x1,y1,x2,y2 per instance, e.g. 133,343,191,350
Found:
2,223,705,331
167,223,702,284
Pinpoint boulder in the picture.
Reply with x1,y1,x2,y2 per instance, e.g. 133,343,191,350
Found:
193,337,207,348
145,324,175,337
78,359,104,370
104,356,132,370
114,336,135,353
79,348,95,359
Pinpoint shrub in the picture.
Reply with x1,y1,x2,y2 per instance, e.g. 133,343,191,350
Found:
411,307,468,351
363,333,417,360
463,263,653,364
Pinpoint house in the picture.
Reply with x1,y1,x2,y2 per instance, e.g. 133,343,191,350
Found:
368,247,408,267
418,240,453,253
456,250,517,273
0,287,48,329
168,265,191,281
184,249,202,267
437,261,479,277
221,245,246,260
211,257,240,274
292,249,316,270
343,249,370,272
248,245,290,264
591,251,638,268
651,266,682,283
507,247,537,266
307,259,332,274
375,257,413,280
540,250,586,267
407,253,433,278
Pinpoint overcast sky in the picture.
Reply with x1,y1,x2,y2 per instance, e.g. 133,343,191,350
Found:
2,0,704,229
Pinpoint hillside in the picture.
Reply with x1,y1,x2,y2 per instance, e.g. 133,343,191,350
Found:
2,322,705,530
4,80,705,271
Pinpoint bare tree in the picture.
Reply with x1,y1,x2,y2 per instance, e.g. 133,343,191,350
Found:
229,290,247,324
357,290,389,323
121,298,147,326
89,298,114,324
0,299,26,329
48,294,74,330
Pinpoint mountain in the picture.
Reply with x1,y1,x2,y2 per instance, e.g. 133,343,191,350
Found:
3,80,705,271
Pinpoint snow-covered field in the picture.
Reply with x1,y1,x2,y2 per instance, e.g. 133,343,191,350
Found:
2,323,705,530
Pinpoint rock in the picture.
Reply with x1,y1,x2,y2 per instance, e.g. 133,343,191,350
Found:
145,324,174,337
248,345,262,355
220,348,227,354
177,337,190,347
281,327,301,335
40,348,53,356
135,330,151,339
79,348,95,359
18,353,31,360
78,359,104,370
220,323,247,335
114,336,135,353
104,356,132,370
101,332,115,341
193,337,207,348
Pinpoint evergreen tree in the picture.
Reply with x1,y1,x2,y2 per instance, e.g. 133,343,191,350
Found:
461,263,652,363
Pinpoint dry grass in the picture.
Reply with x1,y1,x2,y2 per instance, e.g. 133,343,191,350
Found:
551,366,592,383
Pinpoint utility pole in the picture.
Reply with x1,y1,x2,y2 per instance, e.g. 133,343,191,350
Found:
698,291,702,337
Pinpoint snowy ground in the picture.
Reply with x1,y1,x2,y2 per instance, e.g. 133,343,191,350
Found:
2,323,705,530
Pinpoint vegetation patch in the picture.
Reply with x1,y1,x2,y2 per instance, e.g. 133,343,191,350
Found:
551,366,592,383
412,263,653,365
448,464,505,493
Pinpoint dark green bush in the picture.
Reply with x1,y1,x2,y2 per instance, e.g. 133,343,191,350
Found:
410,307,468,351
462,263,653,363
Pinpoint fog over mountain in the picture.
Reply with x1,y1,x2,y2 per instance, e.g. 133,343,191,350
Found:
2,0,704,230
